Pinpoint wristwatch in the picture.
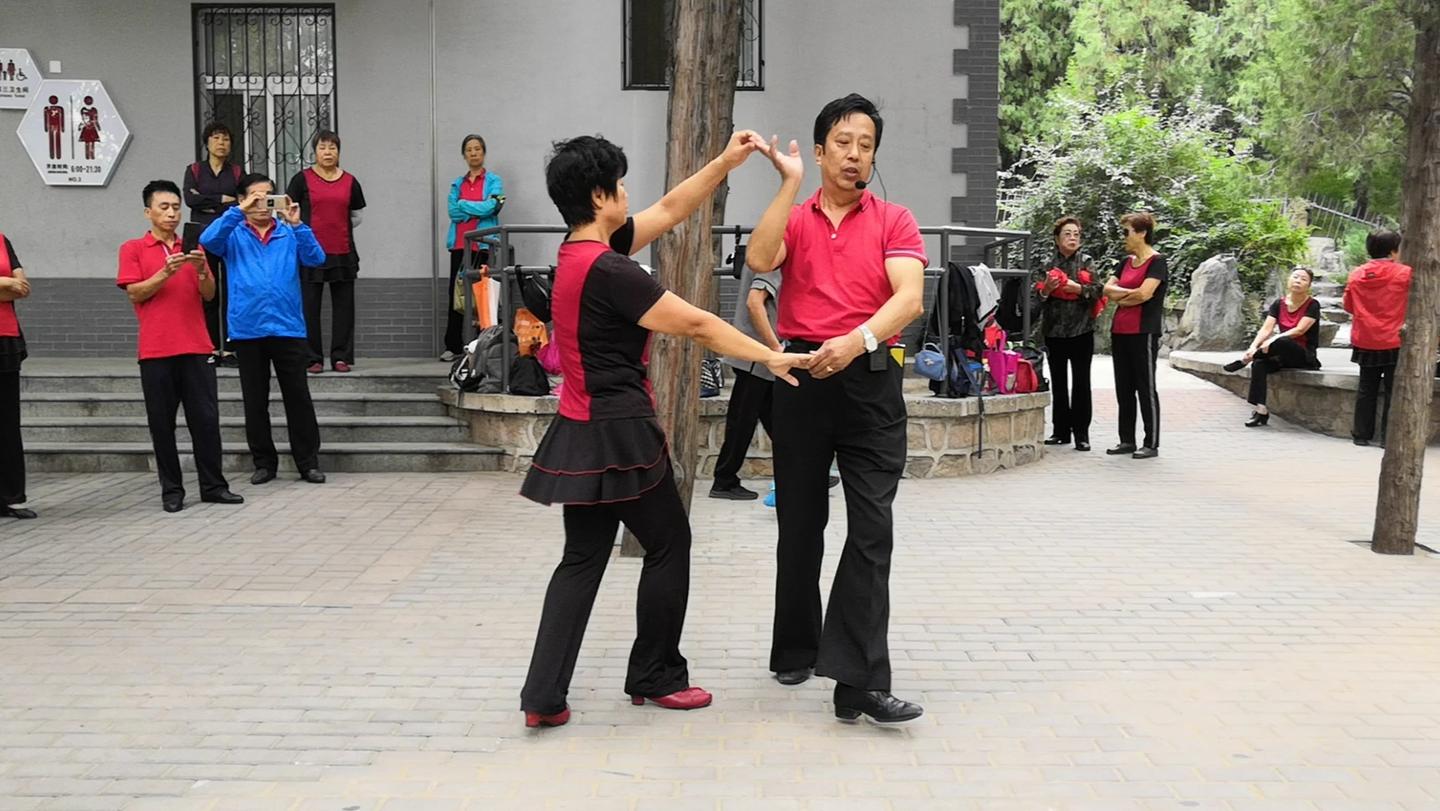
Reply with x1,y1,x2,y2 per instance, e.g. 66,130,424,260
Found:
857,324,878,353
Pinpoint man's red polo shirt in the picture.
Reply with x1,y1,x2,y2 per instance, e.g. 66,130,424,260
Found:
776,188,927,343
116,232,214,360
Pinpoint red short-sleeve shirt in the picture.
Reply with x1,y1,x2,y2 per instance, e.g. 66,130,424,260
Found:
776,189,927,343
116,232,214,360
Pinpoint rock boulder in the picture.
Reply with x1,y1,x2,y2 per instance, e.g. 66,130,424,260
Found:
1172,255,1248,352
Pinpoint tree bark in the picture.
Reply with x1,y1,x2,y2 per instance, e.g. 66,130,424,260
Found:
1372,6,1440,555
622,0,742,557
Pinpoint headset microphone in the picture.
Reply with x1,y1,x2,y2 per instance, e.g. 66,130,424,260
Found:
855,178,869,190
855,161,880,191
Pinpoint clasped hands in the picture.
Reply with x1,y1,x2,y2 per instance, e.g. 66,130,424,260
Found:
764,329,869,385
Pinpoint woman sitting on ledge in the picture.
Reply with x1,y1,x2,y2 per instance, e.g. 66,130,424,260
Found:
1222,267,1321,426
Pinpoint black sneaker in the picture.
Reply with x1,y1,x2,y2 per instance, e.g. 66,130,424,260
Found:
709,483,758,500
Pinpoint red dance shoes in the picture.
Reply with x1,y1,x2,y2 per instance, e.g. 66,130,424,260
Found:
523,706,571,728
630,686,713,710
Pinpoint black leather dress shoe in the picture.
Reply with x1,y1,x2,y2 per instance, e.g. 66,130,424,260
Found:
1105,443,1137,455
1222,359,1247,373
251,469,277,485
0,505,37,519
1132,446,1159,459
201,490,245,505
774,667,813,686
301,469,327,484
1074,441,1091,452
709,483,758,500
833,684,924,724
163,497,185,513
1043,436,1070,446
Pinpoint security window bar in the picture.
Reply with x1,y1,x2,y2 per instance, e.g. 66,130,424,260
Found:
193,5,337,185
624,0,764,90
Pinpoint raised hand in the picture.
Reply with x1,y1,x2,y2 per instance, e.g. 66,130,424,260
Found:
279,200,303,226
238,189,267,214
759,136,804,183
721,129,766,170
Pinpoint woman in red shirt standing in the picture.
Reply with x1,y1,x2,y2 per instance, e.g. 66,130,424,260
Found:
1103,212,1168,459
1343,229,1412,446
1222,267,1323,426
287,130,367,374
0,232,35,519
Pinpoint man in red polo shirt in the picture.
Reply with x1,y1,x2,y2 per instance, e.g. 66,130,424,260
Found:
748,94,927,724
117,180,244,513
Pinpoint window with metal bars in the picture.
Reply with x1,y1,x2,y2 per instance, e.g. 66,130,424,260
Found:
623,0,763,90
192,5,337,184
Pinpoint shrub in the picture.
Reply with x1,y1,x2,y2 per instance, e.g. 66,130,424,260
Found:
999,89,1307,299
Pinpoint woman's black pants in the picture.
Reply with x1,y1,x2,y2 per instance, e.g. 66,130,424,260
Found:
1247,337,1311,407
0,370,25,505
1044,332,1094,442
520,465,693,714
1354,363,1397,443
1111,333,1160,449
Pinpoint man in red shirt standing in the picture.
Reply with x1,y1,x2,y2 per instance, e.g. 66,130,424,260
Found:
117,180,245,512
748,94,927,724
1343,229,1414,446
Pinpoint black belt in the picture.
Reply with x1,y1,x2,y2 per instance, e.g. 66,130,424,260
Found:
785,339,824,352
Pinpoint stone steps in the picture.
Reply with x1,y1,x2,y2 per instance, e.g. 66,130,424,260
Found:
16,359,496,473
21,416,467,445
23,441,502,474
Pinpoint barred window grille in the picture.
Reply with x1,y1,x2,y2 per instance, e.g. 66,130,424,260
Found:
193,5,337,184
624,0,764,90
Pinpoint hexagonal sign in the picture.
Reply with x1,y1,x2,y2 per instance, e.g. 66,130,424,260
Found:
0,48,42,109
17,79,131,187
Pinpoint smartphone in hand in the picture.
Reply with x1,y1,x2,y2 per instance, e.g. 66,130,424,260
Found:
182,223,203,254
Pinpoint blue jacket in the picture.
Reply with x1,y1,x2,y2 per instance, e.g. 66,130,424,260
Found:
445,171,504,250
200,206,326,341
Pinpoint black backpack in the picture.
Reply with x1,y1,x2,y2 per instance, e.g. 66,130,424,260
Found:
509,354,552,396
450,326,516,394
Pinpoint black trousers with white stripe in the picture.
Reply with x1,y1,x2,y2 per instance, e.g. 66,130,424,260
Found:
1112,333,1160,448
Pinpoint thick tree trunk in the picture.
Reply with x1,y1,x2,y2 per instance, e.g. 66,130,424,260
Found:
622,0,742,557
1373,8,1440,555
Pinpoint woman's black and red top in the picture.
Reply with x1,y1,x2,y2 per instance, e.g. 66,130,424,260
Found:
520,222,674,506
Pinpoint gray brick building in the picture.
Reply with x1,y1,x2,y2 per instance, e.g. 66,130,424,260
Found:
1,1,998,357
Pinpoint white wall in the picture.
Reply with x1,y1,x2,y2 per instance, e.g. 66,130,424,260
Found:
0,1,974,281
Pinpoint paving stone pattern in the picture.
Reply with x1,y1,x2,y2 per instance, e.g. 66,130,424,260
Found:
2,361,1440,810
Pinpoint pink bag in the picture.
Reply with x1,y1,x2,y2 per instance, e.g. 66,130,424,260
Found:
984,348,1022,394
536,341,562,376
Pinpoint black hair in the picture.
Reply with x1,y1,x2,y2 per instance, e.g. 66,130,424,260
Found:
461,133,487,154
1367,229,1402,259
812,93,884,150
239,172,274,197
202,121,233,142
545,135,628,228
313,129,340,150
142,179,182,207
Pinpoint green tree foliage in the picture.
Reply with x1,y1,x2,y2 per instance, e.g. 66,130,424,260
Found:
1229,0,1413,214
1000,91,1308,298
999,0,1076,167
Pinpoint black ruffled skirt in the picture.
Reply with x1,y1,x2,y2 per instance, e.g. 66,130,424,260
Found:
520,414,671,505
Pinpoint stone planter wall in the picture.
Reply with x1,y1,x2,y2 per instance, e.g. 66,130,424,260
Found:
439,387,1051,478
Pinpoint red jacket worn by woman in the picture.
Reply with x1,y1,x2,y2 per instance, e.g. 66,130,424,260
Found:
1343,258,1413,351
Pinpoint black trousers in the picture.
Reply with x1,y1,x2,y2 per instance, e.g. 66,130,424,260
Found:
1044,332,1094,442
771,352,906,690
1112,333,1161,448
0,370,24,506
139,354,229,501
202,256,230,354
712,367,774,488
1247,337,1312,407
231,337,322,473
520,464,692,714
303,279,356,366
1354,363,1397,442
445,248,488,354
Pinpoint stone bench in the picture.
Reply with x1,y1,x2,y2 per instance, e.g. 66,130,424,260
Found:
438,378,1051,479
1170,348,1440,442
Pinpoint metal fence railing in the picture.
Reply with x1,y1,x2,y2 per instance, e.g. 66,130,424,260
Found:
455,223,1035,396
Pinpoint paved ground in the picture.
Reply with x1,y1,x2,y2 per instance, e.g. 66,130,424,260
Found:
3,360,1440,810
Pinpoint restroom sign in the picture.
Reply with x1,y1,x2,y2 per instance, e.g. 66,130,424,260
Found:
0,49,40,109
17,79,130,187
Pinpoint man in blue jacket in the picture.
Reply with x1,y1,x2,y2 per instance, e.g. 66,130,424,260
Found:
200,174,328,485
